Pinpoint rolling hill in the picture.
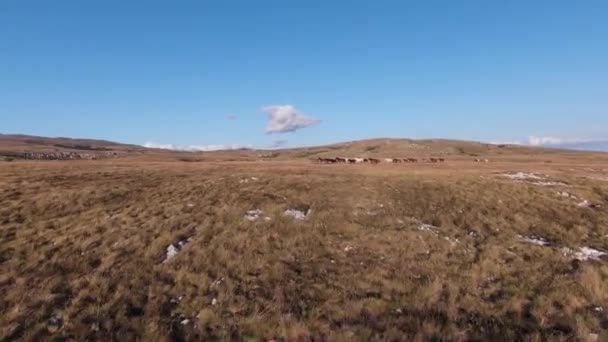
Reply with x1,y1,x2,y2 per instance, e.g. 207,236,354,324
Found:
1,134,605,162
0,134,147,153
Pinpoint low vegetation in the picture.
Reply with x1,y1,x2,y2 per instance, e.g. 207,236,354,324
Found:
365,145,381,152
53,144,111,151
1,152,608,340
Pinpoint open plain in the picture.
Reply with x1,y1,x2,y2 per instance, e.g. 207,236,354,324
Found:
2,138,608,341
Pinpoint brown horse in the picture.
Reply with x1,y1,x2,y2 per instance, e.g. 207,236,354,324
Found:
316,157,337,164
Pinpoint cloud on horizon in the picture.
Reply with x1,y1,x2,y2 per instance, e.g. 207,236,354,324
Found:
143,142,254,151
490,136,608,151
527,136,567,146
262,105,320,134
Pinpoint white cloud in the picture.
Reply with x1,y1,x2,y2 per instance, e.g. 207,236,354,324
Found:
527,136,565,146
487,135,608,151
143,142,177,150
491,136,596,147
143,142,254,151
262,104,319,134
524,136,608,151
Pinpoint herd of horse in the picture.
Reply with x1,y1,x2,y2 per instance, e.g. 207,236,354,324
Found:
314,157,446,164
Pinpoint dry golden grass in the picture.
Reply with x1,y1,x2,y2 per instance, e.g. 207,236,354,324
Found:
1,155,608,341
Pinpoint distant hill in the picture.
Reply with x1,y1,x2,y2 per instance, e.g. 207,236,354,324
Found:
0,134,148,156
1,134,605,161
267,138,596,160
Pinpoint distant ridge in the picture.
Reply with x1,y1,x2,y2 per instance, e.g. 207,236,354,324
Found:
0,134,147,153
1,134,605,159
544,140,608,152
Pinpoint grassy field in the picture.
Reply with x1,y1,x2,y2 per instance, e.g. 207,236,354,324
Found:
2,155,608,340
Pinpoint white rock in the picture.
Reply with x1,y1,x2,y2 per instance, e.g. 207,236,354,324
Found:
577,200,600,208
418,223,439,234
535,181,567,186
503,172,544,180
503,172,566,186
163,236,193,263
518,234,549,246
284,209,308,220
444,236,459,246
574,247,607,261
164,244,179,262
561,247,574,257
245,209,264,221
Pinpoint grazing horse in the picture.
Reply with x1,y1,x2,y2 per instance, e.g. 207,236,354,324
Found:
429,158,438,163
317,157,336,164
384,158,394,163
392,158,402,163
408,158,418,163
368,158,380,164
354,158,365,163
438,158,445,162
347,158,357,164
335,157,347,164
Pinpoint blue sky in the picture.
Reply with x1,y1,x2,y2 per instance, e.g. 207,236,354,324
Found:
1,1,607,150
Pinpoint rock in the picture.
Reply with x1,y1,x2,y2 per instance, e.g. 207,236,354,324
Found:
245,209,264,221
4,322,23,340
574,247,607,261
47,316,62,333
578,200,601,209
284,209,308,220
518,234,549,246
18,151,119,161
